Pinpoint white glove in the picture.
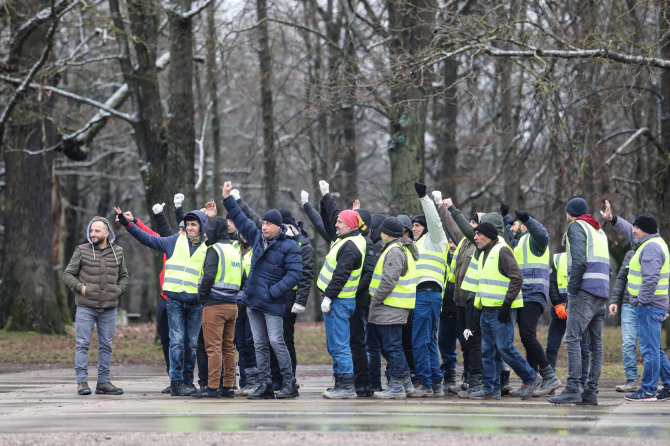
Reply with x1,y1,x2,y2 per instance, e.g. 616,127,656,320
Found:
319,180,329,196
463,329,473,341
152,203,165,214
321,297,332,313
231,189,240,200
174,193,184,208
300,190,309,205
291,303,306,314
432,191,443,205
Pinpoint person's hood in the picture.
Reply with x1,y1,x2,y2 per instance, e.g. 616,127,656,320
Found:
481,211,504,237
282,217,302,244
370,214,384,243
86,216,119,263
397,214,413,233
203,216,229,246
575,214,601,230
183,209,207,230
297,220,311,245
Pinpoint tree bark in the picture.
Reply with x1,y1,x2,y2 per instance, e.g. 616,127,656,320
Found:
207,1,222,201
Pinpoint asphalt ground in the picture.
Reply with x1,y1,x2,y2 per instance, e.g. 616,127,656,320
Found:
0,364,669,445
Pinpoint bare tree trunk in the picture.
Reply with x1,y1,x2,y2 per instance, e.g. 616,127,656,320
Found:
207,1,222,201
257,0,277,208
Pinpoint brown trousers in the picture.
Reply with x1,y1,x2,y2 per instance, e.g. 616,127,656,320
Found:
202,303,238,389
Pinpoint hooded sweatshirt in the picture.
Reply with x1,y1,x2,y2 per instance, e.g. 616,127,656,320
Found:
566,214,608,298
63,216,129,311
124,209,207,304
198,217,240,306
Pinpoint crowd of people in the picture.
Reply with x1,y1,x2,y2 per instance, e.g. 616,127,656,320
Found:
62,181,670,404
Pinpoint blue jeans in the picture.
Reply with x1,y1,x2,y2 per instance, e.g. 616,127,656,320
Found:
412,290,443,386
545,306,590,381
323,297,356,376
166,298,202,383
438,315,459,372
366,320,383,388
636,304,670,394
247,308,294,384
621,303,639,381
375,323,409,377
565,291,605,391
75,306,117,383
480,309,537,393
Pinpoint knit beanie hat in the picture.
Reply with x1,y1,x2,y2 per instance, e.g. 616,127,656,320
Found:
633,214,658,235
397,214,413,232
355,209,371,232
262,209,283,227
566,197,588,217
380,217,404,238
279,208,292,220
339,209,362,229
412,214,427,228
474,222,498,240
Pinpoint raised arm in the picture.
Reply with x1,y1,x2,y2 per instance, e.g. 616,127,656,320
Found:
236,195,263,230
222,181,260,246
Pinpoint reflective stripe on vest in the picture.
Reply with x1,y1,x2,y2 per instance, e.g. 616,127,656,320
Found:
207,243,242,298
554,252,568,301
415,234,448,286
627,237,670,297
369,241,417,308
566,220,610,298
514,232,550,300
316,234,366,298
461,236,507,293
447,250,456,284
474,239,523,309
163,234,208,294
292,240,303,291
242,249,253,278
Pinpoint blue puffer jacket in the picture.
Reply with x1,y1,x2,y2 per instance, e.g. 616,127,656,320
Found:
223,197,302,316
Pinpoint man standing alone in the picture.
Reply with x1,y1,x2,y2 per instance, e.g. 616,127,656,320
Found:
64,217,128,396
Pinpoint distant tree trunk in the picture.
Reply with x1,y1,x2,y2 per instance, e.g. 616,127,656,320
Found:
207,1,222,201
0,0,68,333
338,14,359,207
386,0,436,214
257,0,277,208
435,54,459,195
167,0,197,205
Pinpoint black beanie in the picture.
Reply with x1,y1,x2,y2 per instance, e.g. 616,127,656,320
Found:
470,214,480,224
474,222,498,240
356,209,372,231
380,217,404,238
412,214,427,228
633,214,658,235
279,208,292,220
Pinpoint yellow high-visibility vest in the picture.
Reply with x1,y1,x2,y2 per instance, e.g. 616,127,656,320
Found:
474,239,523,309
317,234,366,298
627,237,670,297
163,234,208,294
369,241,417,308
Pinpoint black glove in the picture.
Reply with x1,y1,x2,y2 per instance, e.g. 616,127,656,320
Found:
499,200,510,216
414,182,427,198
117,212,130,227
497,301,512,323
515,210,530,224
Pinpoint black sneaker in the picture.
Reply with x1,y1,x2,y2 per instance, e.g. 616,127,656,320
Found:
161,384,172,394
95,382,123,395
191,386,221,398
171,381,196,397
77,382,91,395
220,387,235,398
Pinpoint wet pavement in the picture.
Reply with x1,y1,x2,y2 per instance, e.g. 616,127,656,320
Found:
0,364,669,444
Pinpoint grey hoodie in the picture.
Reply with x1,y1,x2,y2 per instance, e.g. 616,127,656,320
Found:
369,236,419,325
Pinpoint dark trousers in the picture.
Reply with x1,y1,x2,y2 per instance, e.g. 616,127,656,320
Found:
545,306,590,381
197,328,208,387
438,314,460,372
156,297,170,375
517,301,550,370
270,300,298,385
234,305,257,386
462,299,483,376
350,306,370,388
402,309,415,375
374,323,409,377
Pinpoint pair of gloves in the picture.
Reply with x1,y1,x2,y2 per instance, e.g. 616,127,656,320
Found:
300,180,330,205
150,193,186,215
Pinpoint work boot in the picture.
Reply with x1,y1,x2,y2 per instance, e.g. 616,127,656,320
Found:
409,383,434,398
458,373,482,399
402,373,416,396
534,365,562,397
615,379,639,393
500,370,513,396
191,386,221,398
373,375,406,399
518,373,542,400
432,380,444,397
236,368,259,395
247,382,276,400
185,382,198,392
323,375,357,399
548,384,583,404
95,382,124,395
220,387,235,398
580,388,598,406
161,384,172,394
442,369,457,393
171,381,196,397
468,389,501,400
277,379,300,399
77,382,91,396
